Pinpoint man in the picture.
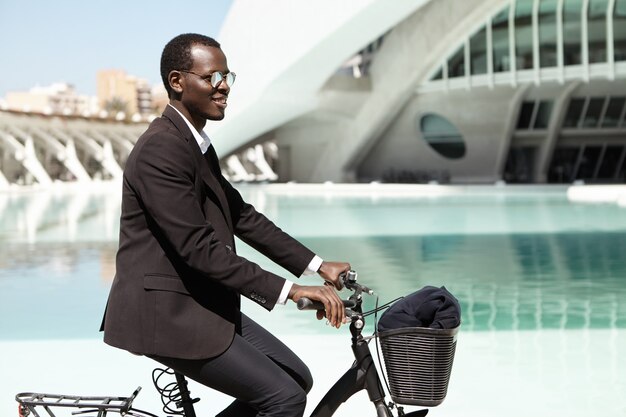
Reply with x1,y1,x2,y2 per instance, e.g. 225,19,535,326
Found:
101,33,350,417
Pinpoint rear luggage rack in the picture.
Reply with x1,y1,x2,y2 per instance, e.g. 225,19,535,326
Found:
16,387,142,417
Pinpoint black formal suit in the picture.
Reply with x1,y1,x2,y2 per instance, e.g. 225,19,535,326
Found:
101,105,315,360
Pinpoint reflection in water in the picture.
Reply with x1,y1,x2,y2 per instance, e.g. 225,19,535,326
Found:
0,243,117,340
1,187,625,340
297,232,626,332
0,186,120,243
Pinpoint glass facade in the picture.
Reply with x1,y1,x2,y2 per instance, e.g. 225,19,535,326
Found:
588,0,610,63
539,0,559,67
430,0,626,82
470,27,488,75
563,98,586,127
448,45,466,78
563,0,584,65
492,7,511,72
563,96,626,129
616,0,626,61
602,97,626,127
418,1,626,185
582,97,605,127
515,0,534,70
516,100,554,129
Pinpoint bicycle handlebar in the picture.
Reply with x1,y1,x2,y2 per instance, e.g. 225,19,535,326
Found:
296,270,373,312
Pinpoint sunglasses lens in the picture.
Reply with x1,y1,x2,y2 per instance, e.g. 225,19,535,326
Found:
211,72,224,86
210,72,235,87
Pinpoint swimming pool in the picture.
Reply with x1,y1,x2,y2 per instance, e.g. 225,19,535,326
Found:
1,184,625,416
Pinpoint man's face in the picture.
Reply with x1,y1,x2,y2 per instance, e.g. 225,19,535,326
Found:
180,45,230,122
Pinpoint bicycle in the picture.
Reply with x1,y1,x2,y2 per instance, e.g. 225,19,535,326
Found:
16,271,458,417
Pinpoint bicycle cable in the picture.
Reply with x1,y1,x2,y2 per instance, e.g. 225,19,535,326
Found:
151,367,186,416
365,294,405,409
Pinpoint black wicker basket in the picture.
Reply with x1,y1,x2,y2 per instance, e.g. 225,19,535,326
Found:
378,325,459,407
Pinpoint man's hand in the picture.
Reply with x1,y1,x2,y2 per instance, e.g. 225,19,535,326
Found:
318,261,351,290
288,283,345,328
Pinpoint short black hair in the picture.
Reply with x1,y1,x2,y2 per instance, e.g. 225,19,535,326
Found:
160,33,221,97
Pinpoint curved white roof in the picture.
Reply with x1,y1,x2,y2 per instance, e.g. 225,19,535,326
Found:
209,0,429,156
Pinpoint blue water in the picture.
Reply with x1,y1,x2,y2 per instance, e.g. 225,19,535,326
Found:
1,185,625,340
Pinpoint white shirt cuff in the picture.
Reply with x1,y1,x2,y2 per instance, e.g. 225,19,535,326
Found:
302,255,323,276
277,255,323,305
277,281,293,305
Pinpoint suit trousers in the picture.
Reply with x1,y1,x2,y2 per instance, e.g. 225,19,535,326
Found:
149,314,313,417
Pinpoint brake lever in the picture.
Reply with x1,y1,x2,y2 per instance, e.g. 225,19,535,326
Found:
341,270,375,295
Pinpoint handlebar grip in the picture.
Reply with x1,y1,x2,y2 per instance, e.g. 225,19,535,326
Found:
297,298,325,310
297,298,358,310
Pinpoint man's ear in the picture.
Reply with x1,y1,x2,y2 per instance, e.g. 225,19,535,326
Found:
168,70,184,95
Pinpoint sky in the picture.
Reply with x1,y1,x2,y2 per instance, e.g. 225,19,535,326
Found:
0,0,233,97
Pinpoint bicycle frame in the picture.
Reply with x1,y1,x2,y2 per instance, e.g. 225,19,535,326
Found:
309,312,391,417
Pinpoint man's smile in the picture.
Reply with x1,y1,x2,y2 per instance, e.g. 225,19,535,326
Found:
212,96,228,108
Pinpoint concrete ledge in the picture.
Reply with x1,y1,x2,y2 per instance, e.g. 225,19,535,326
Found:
567,185,626,207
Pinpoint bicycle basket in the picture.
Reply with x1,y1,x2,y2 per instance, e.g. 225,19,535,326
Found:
378,325,459,407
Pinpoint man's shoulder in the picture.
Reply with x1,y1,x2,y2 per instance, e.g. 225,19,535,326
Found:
126,117,191,167
141,115,183,140
134,117,186,149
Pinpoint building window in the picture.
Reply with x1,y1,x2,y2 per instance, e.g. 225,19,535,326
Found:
534,101,554,128
517,101,535,129
602,97,626,127
470,27,488,75
582,97,606,128
418,114,466,159
597,145,626,178
576,146,603,179
492,7,511,72
539,0,559,68
515,0,534,70
425,0,626,91
615,0,626,61
516,100,553,129
504,146,537,183
588,0,610,63
549,147,580,182
563,98,586,127
431,67,443,81
563,0,584,65
448,45,465,78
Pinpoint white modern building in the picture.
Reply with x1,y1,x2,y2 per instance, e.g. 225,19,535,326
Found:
212,0,626,184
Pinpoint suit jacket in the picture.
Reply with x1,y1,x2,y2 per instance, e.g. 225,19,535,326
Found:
101,106,315,359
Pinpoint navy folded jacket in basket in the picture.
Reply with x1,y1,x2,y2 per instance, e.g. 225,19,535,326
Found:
378,286,461,332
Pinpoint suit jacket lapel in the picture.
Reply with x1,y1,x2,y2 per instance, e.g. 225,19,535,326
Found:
202,148,234,233
162,106,234,233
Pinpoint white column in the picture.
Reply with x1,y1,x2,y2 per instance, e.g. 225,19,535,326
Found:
0,169,9,189
509,0,517,86
252,144,278,181
100,140,123,180
607,0,616,80
582,0,590,81
63,139,92,181
532,0,540,84
21,136,52,186
557,0,565,83
487,17,494,88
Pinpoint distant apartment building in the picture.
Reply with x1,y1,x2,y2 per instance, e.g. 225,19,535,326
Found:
96,69,153,116
151,83,169,114
4,83,98,115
